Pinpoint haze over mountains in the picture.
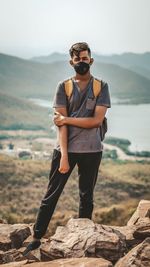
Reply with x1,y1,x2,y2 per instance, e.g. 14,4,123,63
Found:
0,51,150,130
31,52,150,80
0,52,150,103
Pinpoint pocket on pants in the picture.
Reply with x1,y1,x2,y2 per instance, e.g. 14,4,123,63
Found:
52,149,61,161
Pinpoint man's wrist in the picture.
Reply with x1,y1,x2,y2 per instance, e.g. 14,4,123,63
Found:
64,116,69,124
61,153,68,158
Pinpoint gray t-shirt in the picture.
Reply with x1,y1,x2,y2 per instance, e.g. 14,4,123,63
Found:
53,76,111,153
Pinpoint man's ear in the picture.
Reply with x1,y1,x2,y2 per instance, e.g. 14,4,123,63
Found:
90,58,94,65
69,59,73,66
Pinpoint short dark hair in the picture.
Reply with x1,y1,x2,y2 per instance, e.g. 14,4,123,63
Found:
69,42,91,58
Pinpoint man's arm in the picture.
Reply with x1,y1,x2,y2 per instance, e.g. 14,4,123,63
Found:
54,106,108,128
54,107,70,173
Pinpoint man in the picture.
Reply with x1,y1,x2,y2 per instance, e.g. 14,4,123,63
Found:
23,42,111,255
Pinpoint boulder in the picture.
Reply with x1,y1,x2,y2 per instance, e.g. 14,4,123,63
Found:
41,218,126,263
0,260,28,267
0,200,150,266
115,237,150,267
127,199,150,226
112,217,150,249
0,224,31,251
133,218,150,239
0,257,113,267
0,249,25,264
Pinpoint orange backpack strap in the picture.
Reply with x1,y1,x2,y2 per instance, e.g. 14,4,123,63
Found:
93,78,102,98
64,78,102,98
64,79,73,98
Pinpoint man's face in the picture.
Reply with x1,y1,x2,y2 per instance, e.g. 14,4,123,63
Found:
70,50,93,66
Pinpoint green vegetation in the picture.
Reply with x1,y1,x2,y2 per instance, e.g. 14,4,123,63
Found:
105,137,150,157
0,133,50,140
8,143,14,150
0,154,149,236
0,143,3,149
0,124,45,131
102,149,118,160
0,92,54,135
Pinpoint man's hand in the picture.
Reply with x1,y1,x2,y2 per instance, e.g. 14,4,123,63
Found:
53,112,66,127
59,155,70,173
54,106,108,129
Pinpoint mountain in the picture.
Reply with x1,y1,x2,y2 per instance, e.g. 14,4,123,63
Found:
92,62,150,103
31,51,150,80
94,52,150,80
94,52,150,69
0,91,50,130
0,53,150,104
128,65,150,80
0,53,69,99
30,52,69,63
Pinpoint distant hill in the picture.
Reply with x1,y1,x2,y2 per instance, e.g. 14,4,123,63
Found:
94,52,150,80
0,53,150,104
31,52,69,63
31,52,150,80
0,53,67,99
0,91,50,131
92,62,150,103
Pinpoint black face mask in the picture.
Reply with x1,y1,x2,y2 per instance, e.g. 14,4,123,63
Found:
74,61,90,75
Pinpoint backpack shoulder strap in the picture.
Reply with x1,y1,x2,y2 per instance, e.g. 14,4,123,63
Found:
64,79,73,98
64,77,102,98
93,78,102,97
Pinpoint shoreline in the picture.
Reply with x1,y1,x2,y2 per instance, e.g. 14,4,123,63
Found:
0,130,150,161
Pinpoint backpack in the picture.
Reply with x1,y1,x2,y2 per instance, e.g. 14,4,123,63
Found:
64,78,108,141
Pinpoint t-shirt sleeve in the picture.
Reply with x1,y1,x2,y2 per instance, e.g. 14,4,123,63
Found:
96,81,111,108
53,82,67,108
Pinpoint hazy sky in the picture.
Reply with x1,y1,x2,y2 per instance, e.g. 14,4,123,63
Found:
0,0,150,58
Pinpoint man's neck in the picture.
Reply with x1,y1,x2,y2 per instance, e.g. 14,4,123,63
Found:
74,71,92,82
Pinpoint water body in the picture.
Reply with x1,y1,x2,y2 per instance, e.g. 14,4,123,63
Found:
29,98,150,152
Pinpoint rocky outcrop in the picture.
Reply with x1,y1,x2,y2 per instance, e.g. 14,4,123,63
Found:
0,199,149,267
115,237,150,267
40,218,126,263
111,217,150,249
0,257,113,267
127,199,150,226
0,224,31,252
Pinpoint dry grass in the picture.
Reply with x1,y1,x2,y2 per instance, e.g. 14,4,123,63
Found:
0,154,149,236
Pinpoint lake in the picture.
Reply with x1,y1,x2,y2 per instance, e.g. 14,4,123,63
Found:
29,98,150,152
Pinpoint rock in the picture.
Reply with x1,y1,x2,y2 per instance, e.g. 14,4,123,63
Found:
133,218,150,239
0,257,113,267
1,249,25,264
0,260,28,266
112,217,150,249
41,218,126,263
127,199,150,226
1,246,41,264
0,218,7,224
0,224,31,251
111,225,138,248
0,200,150,266
115,237,150,267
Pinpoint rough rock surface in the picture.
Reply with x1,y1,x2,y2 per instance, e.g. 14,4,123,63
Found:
127,199,150,226
115,237,150,267
0,257,113,267
40,218,126,263
0,224,31,252
112,217,150,249
0,199,149,266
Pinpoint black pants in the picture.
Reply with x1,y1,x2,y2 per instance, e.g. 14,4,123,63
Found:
33,149,103,239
